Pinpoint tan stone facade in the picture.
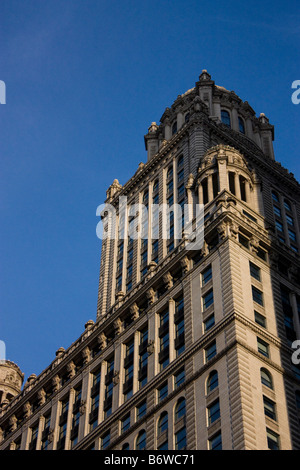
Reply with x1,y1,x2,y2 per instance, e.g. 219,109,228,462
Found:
0,71,300,450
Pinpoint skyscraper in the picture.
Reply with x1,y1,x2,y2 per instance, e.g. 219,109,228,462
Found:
1,70,300,450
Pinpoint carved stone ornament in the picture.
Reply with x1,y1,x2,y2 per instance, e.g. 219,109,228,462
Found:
114,318,122,335
23,401,31,419
38,388,46,406
130,303,139,321
163,271,173,289
186,173,194,189
148,122,159,133
52,374,60,393
146,287,156,305
217,221,228,240
48,428,54,443
55,347,65,359
147,340,155,355
82,346,91,365
97,332,107,350
79,400,86,416
180,256,190,274
249,236,260,254
67,361,76,379
112,371,120,386
229,221,239,239
9,415,18,432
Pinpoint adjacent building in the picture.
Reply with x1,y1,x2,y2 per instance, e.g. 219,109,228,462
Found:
1,70,300,450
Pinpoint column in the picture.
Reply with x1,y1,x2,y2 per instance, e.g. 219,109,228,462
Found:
234,172,241,200
207,173,214,202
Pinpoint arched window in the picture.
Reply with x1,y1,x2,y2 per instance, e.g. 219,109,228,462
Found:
207,370,218,394
122,442,130,450
175,397,186,422
261,368,273,389
221,110,231,128
177,155,184,169
136,430,146,450
185,113,190,123
172,121,177,135
238,117,245,134
153,179,159,194
157,411,168,436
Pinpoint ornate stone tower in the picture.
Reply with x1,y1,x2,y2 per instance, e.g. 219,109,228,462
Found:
0,361,24,410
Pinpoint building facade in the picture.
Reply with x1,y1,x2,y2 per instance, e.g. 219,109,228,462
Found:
1,70,300,450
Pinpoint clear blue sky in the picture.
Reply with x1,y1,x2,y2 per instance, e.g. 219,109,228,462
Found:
1,0,299,382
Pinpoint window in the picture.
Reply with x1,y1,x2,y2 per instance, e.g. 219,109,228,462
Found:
205,341,217,362
158,412,168,436
175,427,187,450
121,414,131,433
202,265,212,285
204,314,215,332
122,443,130,450
288,229,296,242
136,430,146,450
284,200,292,212
238,117,245,134
207,370,219,394
273,205,281,218
174,368,185,389
137,401,147,420
203,289,214,310
158,382,168,402
286,214,294,226
272,191,279,203
175,398,186,422
209,431,222,450
263,396,276,421
207,399,220,425
261,369,273,389
172,121,177,135
101,431,110,450
221,110,231,127
295,391,300,410
257,337,269,358
255,311,266,328
275,220,284,233
267,428,280,450
250,262,261,281
252,286,264,306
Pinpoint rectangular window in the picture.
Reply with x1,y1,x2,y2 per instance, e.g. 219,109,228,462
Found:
250,262,261,281
275,220,284,233
288,229,296,242
257,337,269,358
175,427,187,450
203,289,214,310
208,400,220,426
209,431,222,450
263,396,276,421
255,311,266,328
137,401,147,420
273,206,281,218
174,368,185,389
158,382,168,402
204,314,215,332
252,286,264,306
205,341,217,362
267,428,280,450
202,265,212,285
286,214,294,226
101,431,110,450
121,414,131,433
